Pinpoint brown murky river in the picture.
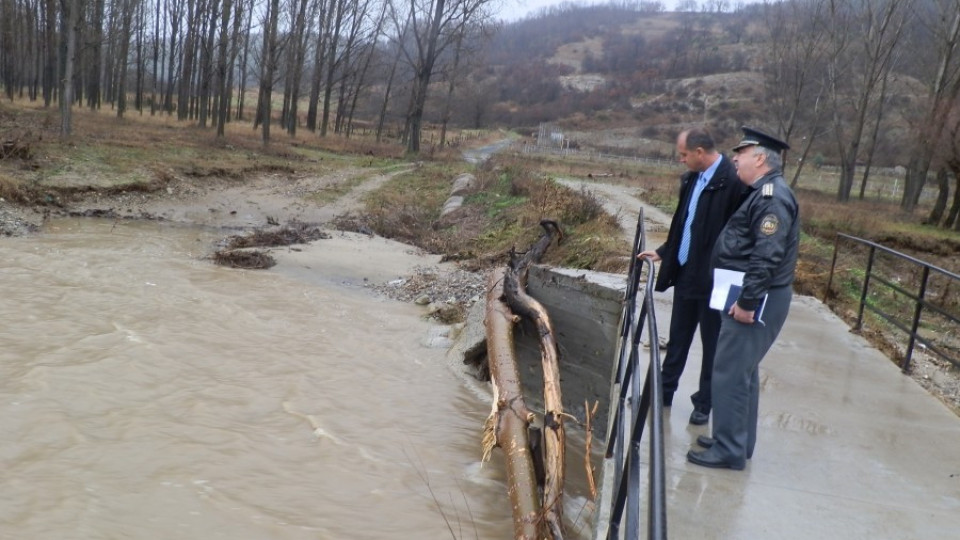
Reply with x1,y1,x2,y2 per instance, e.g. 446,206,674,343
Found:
0,218,595,539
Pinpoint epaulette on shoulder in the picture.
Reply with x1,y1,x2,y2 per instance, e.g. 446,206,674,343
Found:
762,183,774,198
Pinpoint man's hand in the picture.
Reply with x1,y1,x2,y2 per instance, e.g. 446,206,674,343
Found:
637,250,661,262
729,303,756,324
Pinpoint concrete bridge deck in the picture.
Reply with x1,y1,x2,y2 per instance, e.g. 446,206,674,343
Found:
615,291,960,539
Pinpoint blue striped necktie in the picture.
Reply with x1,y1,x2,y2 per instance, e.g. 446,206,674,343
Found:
678,173,708,266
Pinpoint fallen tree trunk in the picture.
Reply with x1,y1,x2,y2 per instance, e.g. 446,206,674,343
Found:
484,268,540,539
503,220,566,539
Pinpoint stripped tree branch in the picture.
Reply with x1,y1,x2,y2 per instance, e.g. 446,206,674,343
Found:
484,268,540,539
503,220,566,540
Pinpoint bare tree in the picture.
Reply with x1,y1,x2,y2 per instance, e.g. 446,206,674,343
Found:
760,0,830,187
116,0,139,118
936,106,960,229
375,20,407,143
235,0,253,120
59,0,80,136
901,0,960,213
438,7,491,146
344,0,389,137
390,0,494,154
282,0,317,136
133,0,146,112
176,0,198,119
197,0,220,127
163,0,185,113
304,0,325,131
42,0,58,106
824,0,909,202
255,0,282,144
215,0,233,135
85,0,104,110
319,0,346,136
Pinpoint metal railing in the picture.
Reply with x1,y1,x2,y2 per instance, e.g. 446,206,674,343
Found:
601,209,667,539
825,233,960,372
519,143,681,169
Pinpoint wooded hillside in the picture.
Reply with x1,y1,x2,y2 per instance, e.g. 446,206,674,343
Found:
479,1,960,228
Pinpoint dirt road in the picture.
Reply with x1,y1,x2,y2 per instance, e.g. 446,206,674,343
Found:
555,177,671,247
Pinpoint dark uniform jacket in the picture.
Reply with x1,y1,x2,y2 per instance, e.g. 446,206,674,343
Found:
711,170,800,311
654,154,745,298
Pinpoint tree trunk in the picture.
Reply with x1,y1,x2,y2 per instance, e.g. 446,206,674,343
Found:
215,0,233,136
87,0,104,110
346,2,385,138
405,0,447,154
257,0,280,144
439,23,465,148
902,11,960,213
116,0,137,119
927,168,950,225
163,0,181,114
134,0,145,113
502,220,566,540
285,0,312,136
858,71,891,200
945,167,960,229
59,0,78,137
197,0,219,128
43,0,57,107
320,0,344,137
305,0,326,132
235,0,252,120
375,41,402,143
483,268,540,540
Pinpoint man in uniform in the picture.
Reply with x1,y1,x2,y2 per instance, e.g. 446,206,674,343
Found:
686,126,800,470
638,127,746,425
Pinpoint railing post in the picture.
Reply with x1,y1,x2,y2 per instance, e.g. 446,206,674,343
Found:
824,234,842,303
855,245,876,331
902,266,930,373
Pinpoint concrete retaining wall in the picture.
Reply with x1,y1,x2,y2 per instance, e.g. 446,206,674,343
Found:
514,265,626,437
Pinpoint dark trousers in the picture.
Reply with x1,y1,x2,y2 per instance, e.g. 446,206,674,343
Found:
710,286,793,462
661,290,721,414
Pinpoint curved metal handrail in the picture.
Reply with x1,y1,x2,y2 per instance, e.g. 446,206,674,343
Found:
602,209,667,539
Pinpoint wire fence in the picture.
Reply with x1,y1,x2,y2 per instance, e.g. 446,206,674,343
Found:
519,143,941,203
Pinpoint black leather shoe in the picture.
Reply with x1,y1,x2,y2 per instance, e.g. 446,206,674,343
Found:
695,436,753,459
689,410,709,425
686,449,745,471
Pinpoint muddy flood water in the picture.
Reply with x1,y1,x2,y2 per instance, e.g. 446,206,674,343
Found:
0,218,598,539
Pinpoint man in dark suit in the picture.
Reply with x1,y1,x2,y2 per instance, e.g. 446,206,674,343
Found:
639,127,746,425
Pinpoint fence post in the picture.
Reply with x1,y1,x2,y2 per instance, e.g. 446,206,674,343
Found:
825,234,842,302
902,266,931,373
856,245,876,331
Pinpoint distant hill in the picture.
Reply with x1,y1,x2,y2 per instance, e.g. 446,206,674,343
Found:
461,4,925,166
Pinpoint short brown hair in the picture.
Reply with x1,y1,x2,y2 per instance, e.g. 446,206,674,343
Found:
684,127,716,152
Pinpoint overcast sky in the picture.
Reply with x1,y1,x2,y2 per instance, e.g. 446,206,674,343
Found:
496,0,600,22
495,1,759,22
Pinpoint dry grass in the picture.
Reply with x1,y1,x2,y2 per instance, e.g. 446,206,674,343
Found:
356,155,630,273
0,98,411,199
212,249,277,269
224,221,331,249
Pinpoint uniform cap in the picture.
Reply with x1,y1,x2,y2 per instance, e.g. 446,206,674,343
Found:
732,126,790,153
